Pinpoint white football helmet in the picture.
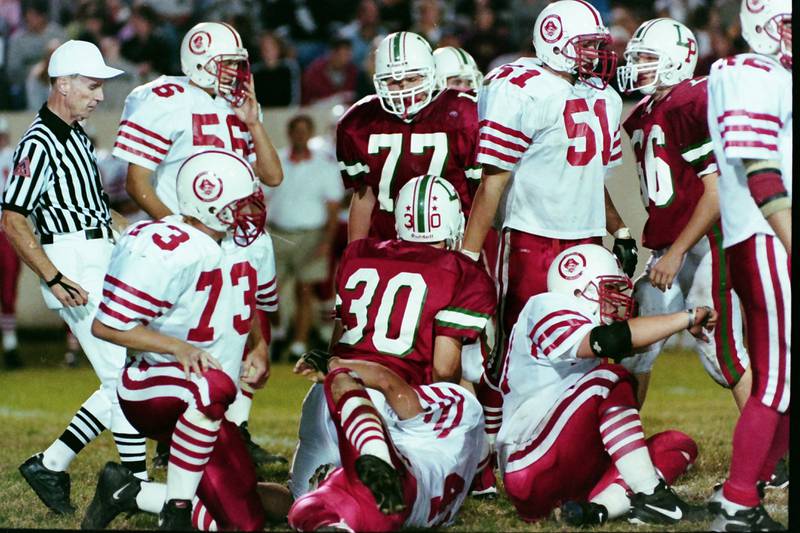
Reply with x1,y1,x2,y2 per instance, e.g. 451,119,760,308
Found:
373,32,438,120
395,175,464,250
176,149,265,247
433,46,484,92
180,22,250,106
532,0,617,89
740,0,792,69
617,18,698,94
547,244,633,324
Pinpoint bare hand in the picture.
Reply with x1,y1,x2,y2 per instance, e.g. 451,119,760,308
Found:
650,249,683,292
233,74,261,125
242,346,270,389
688,306,718,342
173,343,222,379
50,275,89,307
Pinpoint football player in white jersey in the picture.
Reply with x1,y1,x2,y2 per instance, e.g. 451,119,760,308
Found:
705,0,791,530
433,46,483,92
459,0,636,488
83,150,280,531
498,244,714,526
114,21,284,467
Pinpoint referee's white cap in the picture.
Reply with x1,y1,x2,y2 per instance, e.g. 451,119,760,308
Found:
48,40,125,79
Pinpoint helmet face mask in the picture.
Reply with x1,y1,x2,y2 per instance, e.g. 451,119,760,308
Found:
618,50,666,94
579,275,634,324
561,33,617,90
373,32,438,120
206,55,251,107
740,0,792,69
218,188,266,247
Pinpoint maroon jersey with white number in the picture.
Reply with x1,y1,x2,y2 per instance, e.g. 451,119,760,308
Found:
336,90,482,240
332,238,495,386
623,78,718,251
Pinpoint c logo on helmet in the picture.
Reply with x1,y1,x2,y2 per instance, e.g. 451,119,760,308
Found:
540,14,564,44
558,252,587,280
193,171,223,202
189,31,212,55
745,0,764,13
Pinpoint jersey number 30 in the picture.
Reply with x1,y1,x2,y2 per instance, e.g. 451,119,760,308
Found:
339,268,427,356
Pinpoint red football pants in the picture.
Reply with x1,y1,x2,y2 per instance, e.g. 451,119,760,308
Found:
0,232,21,314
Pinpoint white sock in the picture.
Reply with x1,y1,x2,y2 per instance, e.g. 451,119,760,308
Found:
166,409,220,501
339,392,393,466
615,450,660,495
591,481,631,519
42,440,76,472
224,387,253,426
136,481,167,514
1,314,17,350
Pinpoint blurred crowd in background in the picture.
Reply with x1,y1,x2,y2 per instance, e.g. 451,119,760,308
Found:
0,0,750,111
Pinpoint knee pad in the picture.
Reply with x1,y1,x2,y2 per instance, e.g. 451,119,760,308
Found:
198,369,238,421
288,493,342,531
648,430,698,466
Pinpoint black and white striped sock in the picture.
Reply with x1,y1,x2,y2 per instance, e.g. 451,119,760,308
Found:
113,432,148,480
42,406,105,471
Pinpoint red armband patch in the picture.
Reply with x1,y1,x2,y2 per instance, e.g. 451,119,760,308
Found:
747,169,787,207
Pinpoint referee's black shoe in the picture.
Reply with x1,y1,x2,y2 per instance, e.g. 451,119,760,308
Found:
19,453,75,515
4,349,22,369
82,462,141,529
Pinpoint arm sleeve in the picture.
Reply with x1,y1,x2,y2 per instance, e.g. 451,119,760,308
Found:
336,119,369,190
526,294,594,361
254,234,279,312
1,138,53,216
476,79,536,171
112,87,176,170
434,264,496,342
678,79,718,177
95,237,184,330
708,59,784,162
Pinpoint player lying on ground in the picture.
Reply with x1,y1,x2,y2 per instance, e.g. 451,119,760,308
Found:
497,243,716,526
82,150,287,531
288,175,496,499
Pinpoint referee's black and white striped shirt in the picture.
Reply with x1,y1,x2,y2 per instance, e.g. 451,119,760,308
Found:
1,103,111,237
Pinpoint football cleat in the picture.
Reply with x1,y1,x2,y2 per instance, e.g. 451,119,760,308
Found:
627,480,701,525
709,504,785,531
354,454,406,515
239,422,288,465
159,499,193,531
152,440,170,469
19,453,75,515
469,461,498,500
764,457,789,490
309,463,336,491
81,462,141,529
560,500,609,527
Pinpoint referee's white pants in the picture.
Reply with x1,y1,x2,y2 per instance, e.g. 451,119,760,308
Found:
41,233,137,435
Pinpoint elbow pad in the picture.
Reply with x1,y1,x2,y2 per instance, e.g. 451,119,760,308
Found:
589,321,633,363
746,162,791,218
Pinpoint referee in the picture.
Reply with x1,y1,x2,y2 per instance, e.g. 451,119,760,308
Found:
0,40,147,515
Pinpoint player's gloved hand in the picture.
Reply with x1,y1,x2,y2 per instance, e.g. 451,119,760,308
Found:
612,228,638,278
293,349,330,382
686,306,718,342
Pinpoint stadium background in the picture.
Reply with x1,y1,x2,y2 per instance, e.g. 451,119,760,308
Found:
0,0,789,530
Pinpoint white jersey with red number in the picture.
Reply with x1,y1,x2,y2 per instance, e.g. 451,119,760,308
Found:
496,292,598,471
707,53,793,248
95,216,277,383
112,75,257,213
477,58,623,239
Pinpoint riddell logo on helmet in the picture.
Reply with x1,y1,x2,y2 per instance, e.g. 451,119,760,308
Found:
189,31,212,55
558,252,586,280
745,0,764,13
541,14,563,43
193,172,223,202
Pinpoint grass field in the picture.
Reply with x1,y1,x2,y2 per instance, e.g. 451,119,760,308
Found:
0,334,788,531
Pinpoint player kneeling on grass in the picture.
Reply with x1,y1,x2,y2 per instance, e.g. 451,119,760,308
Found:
82,149,289,531
497,244,716,526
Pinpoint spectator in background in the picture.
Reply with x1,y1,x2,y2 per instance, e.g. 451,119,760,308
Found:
338,0,385,68
25,37,60,111
67,0,105,46
97,36,143,109
266,115,344,362
463,5,512,72
508,0,549,47
102,0,130,35
379,0,412,33
0,0,22,33
411,0,445,47
6,0,66,109
252,31,301,107
0,117,22,369
354,34,381,100
120,4,176,78
301,37,358,106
